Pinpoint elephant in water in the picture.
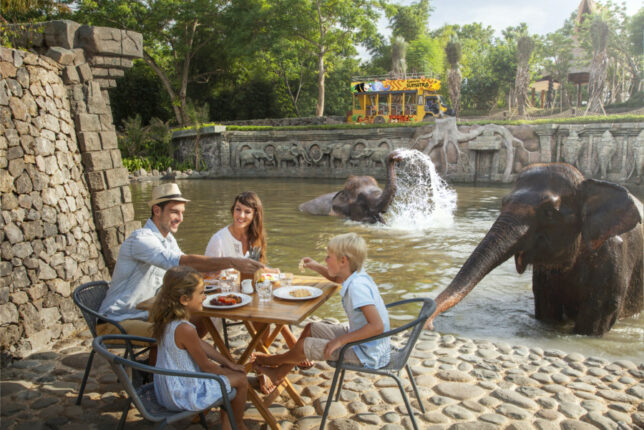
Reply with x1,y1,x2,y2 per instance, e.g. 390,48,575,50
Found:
299,150,403,223
426,163,642,336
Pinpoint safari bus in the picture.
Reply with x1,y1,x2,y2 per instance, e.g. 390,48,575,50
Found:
347,73,454,124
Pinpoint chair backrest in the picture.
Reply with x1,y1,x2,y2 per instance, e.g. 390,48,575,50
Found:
73,281,110,337
93,334,161,422
385,297,436,371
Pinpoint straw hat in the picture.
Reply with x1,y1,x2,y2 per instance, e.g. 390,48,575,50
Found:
147,183,190,207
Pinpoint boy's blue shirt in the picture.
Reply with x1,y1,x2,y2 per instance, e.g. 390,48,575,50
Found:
340,269,390,369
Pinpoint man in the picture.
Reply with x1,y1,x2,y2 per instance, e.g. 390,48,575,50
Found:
97,183,264,337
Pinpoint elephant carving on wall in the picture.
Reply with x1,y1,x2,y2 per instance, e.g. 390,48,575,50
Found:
299,150,403,223
331,143,353,168
426,163,643,335
598,130,617,179
237,147,273,168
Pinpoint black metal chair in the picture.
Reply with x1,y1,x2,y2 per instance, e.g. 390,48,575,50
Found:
72,281,148,405
93,334,237,430
319,297,436,430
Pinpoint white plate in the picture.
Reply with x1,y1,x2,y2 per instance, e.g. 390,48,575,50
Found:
273,286,323,301
204,283,220,293
203,293,251,309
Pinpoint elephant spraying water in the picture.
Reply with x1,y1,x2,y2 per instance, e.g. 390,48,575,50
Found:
299,150,403,223
426,163,643,336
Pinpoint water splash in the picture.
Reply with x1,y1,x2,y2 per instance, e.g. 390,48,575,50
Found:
384,149,457,231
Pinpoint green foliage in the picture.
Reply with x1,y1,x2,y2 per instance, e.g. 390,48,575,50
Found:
406,35,443,76
445,37,462,68
385,0,432,42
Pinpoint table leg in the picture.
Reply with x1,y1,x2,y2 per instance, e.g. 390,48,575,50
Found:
202,317,233,361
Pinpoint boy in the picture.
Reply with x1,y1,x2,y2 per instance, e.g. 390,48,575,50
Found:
252,233,390,385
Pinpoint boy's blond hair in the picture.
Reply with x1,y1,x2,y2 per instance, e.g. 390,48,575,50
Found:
327,233,367,273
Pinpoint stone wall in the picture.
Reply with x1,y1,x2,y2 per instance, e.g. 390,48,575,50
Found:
172,120,644,184
0,21,142,359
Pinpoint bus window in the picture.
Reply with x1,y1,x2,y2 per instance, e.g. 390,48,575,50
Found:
391,94,402,116
366,94,377,116
405,93,417,116
354,94,363,110
378,94,389,115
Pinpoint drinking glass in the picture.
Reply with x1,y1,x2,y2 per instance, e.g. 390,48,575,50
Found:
279,272,293,288
220,279,233,294
257,280,272,303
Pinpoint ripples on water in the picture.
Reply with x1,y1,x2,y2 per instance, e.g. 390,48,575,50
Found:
130,177,644,362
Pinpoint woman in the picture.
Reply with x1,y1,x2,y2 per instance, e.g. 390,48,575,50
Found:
205,191,307,393
205,191,268,265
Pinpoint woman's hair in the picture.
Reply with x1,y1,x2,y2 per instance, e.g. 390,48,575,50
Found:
150,266,203,340
327,233,367,273
231,191,267,263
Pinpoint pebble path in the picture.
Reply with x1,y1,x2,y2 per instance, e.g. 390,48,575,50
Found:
1,317,643,430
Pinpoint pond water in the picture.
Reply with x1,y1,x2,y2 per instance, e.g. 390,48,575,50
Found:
129,178,644,362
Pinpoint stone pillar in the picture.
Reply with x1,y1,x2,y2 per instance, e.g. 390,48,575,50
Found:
0,20,143,358
534,124,556,163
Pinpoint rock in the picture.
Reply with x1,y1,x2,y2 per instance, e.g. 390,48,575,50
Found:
434,382,485,400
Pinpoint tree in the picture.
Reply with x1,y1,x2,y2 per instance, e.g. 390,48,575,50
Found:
186,101,209,171
74,0,230,126
586,16,610,114
538,30,574,110
406,35,443,75
386,0,431,42
391,35,407,78
269,0,381,117
445,37,462,116
514,36,534,116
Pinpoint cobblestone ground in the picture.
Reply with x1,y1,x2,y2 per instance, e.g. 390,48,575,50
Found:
1,317,643,430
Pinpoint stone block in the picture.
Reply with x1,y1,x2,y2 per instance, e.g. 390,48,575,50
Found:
74,113,101,132
0,302,19,325
123,30,143,58
109,68,124,77
0,62,17,78
110,148,122,166
89,67,109,78
86,81,107,114
99,228,119,250
125,220,141,237
94,206,123,229
0,80,8,105
86,171,106,191
92,188,121,210
72,48,85,65
34,137,54,156
43,20,79,50
76,63,92,82
104,167,129,188
9,97,27,121
0,170,14,193
77,132,101,152
62,65,79,84
77,25,122,56
81,151,113,171
44,47,75,65
100,131,117,149
121,185,132,203
121,203,134,222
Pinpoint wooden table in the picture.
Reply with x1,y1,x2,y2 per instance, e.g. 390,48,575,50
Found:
138,275,340,430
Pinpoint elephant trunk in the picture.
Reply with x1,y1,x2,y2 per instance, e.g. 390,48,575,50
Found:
374,152,401,214
427,213,530,325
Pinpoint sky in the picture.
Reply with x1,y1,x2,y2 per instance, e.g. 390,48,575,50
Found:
425,0,642,36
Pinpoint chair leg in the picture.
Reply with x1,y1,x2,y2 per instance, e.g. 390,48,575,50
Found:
76,350,95,405
117,398,132,430
319,367,342,430
199,412,208,429
221,399,238,430
406,364,425,413
391,374,419,430
334,369,346,402
223,319,230,350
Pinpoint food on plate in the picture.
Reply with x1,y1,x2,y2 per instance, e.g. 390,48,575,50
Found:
210,294,242,306
289,288,312,298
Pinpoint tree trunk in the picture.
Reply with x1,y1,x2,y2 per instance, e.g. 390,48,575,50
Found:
586,49,608,115
143,50,183,126
315,48,325,117
447,67,461,116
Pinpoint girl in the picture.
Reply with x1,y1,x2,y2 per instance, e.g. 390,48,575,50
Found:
204,192,308,393
150,266,248,430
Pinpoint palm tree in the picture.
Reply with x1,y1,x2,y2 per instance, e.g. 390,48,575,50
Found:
586,17,609,115
391,35,407,79
514,36,534,116
445,37,462,116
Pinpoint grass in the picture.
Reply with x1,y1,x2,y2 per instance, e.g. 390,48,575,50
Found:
170,113,644,134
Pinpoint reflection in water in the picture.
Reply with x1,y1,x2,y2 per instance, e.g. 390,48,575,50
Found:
130,179,643,362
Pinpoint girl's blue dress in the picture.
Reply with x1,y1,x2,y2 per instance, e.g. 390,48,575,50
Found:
154,319,232,411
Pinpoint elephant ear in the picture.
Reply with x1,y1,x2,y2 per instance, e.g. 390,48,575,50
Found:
580,179,642,250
